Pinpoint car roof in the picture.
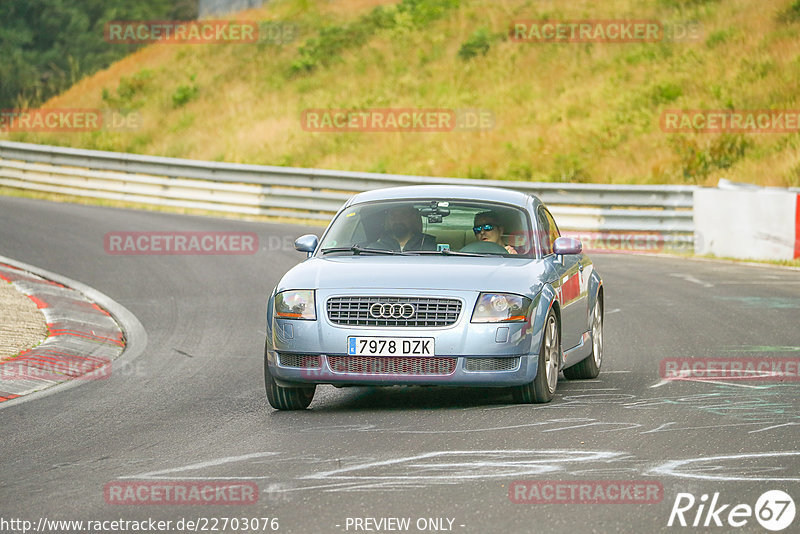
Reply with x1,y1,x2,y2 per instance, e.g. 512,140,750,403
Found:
346,185,538,208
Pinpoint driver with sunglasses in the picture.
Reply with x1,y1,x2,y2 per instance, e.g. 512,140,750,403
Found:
473,211,518,254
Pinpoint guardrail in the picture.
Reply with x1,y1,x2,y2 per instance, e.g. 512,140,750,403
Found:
0,140,696,235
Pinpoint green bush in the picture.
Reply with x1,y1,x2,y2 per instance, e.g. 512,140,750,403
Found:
102,69,153,109
458,28,492,60
651,82,683,104
778,0,800,22
705,28,734,47
671,134,751,180
396,0,460,26
289,0,460,75
172,75,198,108
172,85,197,108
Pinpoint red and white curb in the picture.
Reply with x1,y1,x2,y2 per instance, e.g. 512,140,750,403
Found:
0,262,125,401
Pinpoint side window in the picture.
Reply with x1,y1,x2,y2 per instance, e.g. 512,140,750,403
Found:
543,208,561,248
536,207,561,256
536,207,552,256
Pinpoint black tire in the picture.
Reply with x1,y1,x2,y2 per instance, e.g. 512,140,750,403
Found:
512,309,560,403
563,297,602,380
264,351,316,410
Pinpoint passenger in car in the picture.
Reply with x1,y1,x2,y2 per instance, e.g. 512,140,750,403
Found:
369,205,437,252
473,211,518,254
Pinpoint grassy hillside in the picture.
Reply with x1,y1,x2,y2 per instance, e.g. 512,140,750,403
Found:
3,0,800,187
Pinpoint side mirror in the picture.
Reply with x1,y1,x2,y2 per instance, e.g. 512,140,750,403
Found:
294,234,319,257
553,236,582,256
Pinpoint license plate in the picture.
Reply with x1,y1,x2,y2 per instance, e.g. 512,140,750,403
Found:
347,337,434,356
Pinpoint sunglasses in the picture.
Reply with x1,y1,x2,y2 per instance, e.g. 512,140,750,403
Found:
473,223,497,234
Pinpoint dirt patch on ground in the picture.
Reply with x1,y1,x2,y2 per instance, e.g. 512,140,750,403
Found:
0,282,48,360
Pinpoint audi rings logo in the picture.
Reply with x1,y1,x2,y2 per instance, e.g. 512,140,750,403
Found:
369,303,416,319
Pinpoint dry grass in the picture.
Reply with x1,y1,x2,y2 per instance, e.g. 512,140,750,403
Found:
3,0,799,186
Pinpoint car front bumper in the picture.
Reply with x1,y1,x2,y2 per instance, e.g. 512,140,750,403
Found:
267,289,544,387
267,351,541,387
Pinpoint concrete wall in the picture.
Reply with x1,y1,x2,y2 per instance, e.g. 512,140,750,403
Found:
694,187,800,260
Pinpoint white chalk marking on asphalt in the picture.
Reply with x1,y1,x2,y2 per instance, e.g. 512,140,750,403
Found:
640,421,774,434
718,280,800,284
561,387,621,391
652,370,776,389
669,273,714,287
748,422,800,434
541,421,642,433
308,418,610,434
305,450,623,482
606,308,621,314
640,422,676,433
122,451,278,479
688,378,771,389
649,451,800,482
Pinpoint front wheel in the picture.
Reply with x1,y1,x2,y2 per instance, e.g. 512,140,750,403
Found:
264,353,316,410
512,309,560,403
563,298,602,380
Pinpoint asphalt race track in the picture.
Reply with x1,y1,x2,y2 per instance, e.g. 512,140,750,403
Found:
1,195,798,533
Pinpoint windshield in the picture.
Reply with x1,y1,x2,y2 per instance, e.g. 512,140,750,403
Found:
319,199,534,257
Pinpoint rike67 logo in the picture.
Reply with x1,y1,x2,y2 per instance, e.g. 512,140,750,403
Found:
668,490,795,531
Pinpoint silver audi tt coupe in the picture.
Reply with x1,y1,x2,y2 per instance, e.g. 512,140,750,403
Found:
264,185,603,410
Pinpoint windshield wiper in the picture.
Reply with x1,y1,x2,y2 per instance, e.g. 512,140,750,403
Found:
405,249,491,257
321,245,399,255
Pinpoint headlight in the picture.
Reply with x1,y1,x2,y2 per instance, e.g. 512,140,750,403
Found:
471,292,532,323
275,290,316,320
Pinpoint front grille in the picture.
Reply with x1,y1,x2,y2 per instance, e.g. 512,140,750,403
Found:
464,357,520,372
327,356,456,375
327,296,461,327
278,354,321,369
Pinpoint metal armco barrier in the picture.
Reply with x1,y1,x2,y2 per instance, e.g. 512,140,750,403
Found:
0,140,696,236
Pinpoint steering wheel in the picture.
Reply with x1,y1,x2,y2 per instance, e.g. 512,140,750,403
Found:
459,240,509,254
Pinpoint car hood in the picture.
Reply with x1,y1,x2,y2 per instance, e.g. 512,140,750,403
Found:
277,255,551,294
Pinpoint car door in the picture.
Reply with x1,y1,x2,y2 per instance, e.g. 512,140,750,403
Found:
538,207,587,351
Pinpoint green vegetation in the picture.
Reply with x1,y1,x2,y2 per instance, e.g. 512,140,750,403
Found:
458,28,493,60
778,0,800,22
290,0,458,73
3,0,800,187
0,0,196,109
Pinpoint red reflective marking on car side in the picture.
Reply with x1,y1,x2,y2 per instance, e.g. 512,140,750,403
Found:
794,194,800,260
27,295,49,309
561,274,581,303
